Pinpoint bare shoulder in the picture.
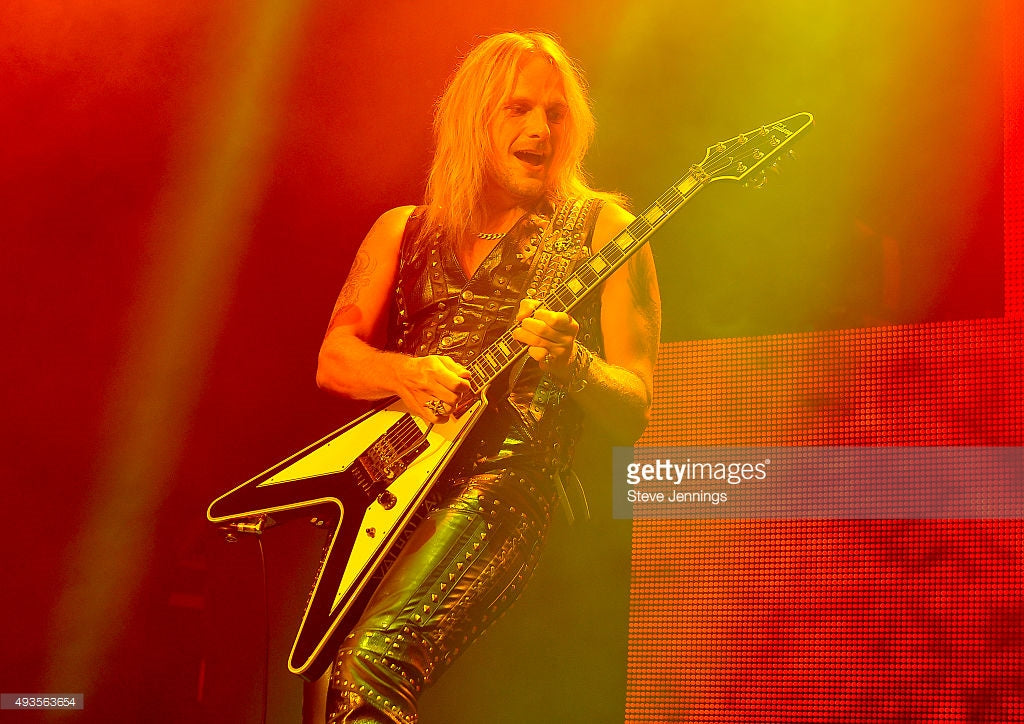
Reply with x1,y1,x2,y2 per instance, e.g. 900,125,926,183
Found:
592,201,635,252
377,204,418,226
324,206,417,340
362,205,417,252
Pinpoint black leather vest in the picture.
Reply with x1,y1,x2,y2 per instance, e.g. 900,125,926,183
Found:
386,199,605,477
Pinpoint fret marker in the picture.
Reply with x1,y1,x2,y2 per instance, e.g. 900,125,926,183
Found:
644,206,664,224
566,278,583,294
591,257,607,272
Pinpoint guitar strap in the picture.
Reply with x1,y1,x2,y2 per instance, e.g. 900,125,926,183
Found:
522,195,601,302
507,195,600,395
515,195,603,523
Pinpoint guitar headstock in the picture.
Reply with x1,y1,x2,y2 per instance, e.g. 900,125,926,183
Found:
695,112,813,187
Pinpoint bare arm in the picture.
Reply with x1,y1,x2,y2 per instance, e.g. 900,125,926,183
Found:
585,202,660,441
512,202,661,444
315,206,470,422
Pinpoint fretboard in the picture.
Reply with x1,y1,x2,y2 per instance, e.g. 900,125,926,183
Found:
465,169,705,393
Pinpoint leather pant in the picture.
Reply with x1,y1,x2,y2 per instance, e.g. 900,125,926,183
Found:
324,467,557,724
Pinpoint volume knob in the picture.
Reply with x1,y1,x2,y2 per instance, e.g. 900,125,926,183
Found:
377,490,398,510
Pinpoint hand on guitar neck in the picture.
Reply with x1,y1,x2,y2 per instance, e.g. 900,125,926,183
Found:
512,297,581,383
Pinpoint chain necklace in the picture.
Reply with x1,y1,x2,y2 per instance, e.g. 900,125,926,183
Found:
478,210,532,240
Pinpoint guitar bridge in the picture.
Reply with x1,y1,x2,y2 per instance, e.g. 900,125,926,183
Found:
353,414,431,497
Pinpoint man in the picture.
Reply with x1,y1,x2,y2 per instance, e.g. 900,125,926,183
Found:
308,31,660,724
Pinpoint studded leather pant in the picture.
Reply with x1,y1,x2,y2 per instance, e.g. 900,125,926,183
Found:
325,467,557,724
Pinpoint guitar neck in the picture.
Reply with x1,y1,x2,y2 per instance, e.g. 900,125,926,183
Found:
464,111,814,393
465,170,706,393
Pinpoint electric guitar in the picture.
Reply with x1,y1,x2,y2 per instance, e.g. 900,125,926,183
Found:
207,111,814,679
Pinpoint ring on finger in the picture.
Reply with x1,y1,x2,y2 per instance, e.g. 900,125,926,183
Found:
425,398,449,416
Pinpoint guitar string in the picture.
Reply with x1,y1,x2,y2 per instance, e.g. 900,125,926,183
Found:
381,422,434,474
384,417,429,459
378,414,450,477
359,417,420,472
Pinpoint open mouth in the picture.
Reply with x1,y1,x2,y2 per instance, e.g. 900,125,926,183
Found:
513,150,546,168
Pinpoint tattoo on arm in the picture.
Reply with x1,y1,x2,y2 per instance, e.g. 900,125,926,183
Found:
327,250,377,331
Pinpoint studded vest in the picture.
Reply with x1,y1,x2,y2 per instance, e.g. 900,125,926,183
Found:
387,198,605,478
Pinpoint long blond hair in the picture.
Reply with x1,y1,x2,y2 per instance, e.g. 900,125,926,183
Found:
424,31,623,243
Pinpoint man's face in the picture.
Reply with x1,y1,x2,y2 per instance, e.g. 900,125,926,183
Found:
487,54,567,203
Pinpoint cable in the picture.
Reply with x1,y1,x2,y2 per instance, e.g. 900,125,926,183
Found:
256,536,269,724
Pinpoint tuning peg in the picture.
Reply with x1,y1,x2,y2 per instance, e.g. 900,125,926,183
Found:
743,170,768,189
787,149,798,160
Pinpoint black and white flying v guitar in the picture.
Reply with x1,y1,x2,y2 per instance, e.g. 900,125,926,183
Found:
207,112,814,679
